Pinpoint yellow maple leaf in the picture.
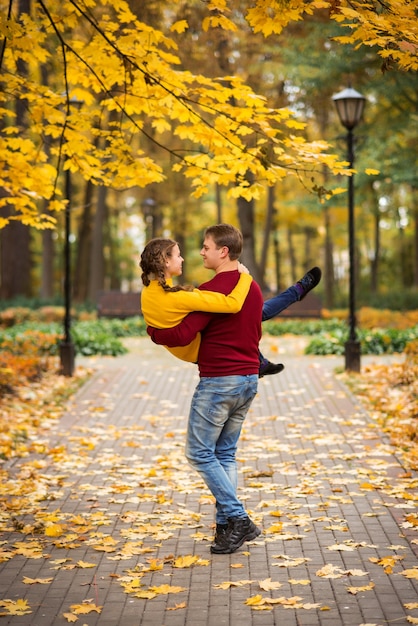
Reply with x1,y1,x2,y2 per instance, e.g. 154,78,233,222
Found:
258,578,282,591
76,561,96,569
146,558,164,571
149,585,187,595
266,523,283,533
45,524,65,537
173,555,199,568
70,602,102,615
402,568,418,580
22,576,53,584
167,602,187,610
245,594,265,606
0,599,32,615
133,590,157,599
347,582,375,594
369,555,403,573
63,613,78,623
328,543,355,551
214,579,253,590
170,20,188,34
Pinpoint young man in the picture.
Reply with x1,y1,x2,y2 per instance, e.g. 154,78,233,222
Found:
149,224,263,554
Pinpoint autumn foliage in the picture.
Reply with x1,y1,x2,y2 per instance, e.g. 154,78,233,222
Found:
1,0,416,228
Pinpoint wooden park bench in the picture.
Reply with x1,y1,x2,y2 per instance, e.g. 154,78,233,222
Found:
97,291,141,319
97,289,322,320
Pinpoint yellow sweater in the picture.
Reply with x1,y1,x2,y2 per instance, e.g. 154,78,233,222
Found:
141,272,252,362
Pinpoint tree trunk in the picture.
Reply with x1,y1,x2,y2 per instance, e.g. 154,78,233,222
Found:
0,220,31,298
323,203,334,309
0,0,32,299
237,194,263,286
73,180,94,302
88,185,107,303
287,227,297,283
370,209,380,294
260,186,275,286
413,185,418,288
40,210,54,299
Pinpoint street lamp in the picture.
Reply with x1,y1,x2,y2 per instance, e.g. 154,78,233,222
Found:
59,96,83,376
332,86,366,372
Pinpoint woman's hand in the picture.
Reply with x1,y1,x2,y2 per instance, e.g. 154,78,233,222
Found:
238,262,250,274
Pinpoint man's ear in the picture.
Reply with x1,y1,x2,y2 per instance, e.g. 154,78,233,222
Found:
219,246,229,259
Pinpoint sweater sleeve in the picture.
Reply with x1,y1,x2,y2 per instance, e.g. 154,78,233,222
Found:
174,272,252,315
148,311,211,347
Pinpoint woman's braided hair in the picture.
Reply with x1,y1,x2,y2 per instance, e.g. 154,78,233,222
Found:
139,238,193,292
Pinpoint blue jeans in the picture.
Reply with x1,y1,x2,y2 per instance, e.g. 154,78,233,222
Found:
262,285,300,321
186,375,258,524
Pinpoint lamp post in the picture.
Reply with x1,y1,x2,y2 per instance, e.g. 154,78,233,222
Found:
60,97,82,376
141,197,156,241
332,86,366,372
60,163,74,376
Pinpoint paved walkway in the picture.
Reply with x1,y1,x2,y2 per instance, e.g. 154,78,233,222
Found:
0,337,417,626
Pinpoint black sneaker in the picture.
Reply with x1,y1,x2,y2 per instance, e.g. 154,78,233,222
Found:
296,267,322,300
210,516,261,554
259,361,285,378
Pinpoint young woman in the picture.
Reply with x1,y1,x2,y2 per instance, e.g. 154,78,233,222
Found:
139,237,253,363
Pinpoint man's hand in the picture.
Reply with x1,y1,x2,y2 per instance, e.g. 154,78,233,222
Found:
238,262,250,274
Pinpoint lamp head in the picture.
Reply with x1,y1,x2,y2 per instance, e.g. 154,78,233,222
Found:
332,87,366,130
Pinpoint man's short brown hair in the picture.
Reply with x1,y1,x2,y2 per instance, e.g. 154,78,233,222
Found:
204,224,243,260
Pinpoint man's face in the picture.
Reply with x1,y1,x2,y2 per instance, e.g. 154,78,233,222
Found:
200,235,226,271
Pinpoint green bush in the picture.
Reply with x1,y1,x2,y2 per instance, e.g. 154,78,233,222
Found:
262,319,343,336
305,326,418,355
0,317,148,358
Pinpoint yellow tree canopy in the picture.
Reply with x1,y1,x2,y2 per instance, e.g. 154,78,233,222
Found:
225,0,418,73
1,0,415,229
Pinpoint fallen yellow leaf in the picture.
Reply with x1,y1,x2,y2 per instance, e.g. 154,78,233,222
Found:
245,594,264,606
0,599,32,616
258,578,282,591
347,582,375,594
76,561,96,569
22,576,53,584
214,579,253,590
70,602,102,615
45,524,65,537
167,602,187,610
149,585,187,595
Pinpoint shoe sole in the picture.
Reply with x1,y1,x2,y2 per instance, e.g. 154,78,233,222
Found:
210,526,261,554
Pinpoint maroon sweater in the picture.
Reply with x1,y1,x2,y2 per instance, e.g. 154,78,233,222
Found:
148,270,263,377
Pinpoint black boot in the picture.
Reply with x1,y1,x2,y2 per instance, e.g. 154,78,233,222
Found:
259,360,285,378
210,516,261,554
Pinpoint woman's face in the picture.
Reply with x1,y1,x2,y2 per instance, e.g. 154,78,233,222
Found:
165,244,184,278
